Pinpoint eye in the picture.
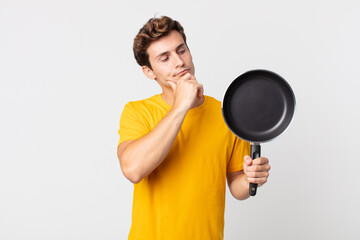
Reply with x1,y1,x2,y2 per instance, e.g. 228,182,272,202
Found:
160,56,169,62
178,48,186,55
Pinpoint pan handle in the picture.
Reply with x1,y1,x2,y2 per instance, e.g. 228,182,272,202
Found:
249,143,261,196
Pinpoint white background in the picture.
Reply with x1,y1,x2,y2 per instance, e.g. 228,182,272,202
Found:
1,0,360,239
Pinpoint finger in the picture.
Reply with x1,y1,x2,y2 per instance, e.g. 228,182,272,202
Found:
181,72,192,80
182,73,197,83
246,164,271,173
246,177,268,186
167,80,176,91
197,84,204,99
252,157,269,165
246,170,270,178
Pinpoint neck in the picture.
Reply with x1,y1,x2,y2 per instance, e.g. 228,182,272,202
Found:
161,88,175,106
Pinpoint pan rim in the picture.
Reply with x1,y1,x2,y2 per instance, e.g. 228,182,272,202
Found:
221,69,296,143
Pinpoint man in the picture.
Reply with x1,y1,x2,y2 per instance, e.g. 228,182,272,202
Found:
117,16,271,240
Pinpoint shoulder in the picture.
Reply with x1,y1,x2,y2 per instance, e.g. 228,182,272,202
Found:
203,95,222,114
204,95,221,105
124,94,161,111
121,94,168,125
125,94,156,105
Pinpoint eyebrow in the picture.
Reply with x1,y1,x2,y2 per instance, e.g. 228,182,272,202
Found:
155,43,186,60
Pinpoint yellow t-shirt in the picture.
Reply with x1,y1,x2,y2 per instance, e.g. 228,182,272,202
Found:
118,94,250,240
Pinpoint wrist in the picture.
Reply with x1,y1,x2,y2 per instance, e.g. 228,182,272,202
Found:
171,103,190,115
169,104,189,120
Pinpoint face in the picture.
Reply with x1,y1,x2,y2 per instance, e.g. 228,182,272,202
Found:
143,30,195,88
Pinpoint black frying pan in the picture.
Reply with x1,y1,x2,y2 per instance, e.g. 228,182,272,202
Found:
222,69,295,196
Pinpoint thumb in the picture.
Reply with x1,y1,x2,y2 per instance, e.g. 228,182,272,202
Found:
244,155,253,168
167,80,176,92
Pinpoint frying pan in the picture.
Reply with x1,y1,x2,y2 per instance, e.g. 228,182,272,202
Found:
222,69,295,196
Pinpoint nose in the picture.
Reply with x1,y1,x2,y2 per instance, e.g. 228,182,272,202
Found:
173,53,184,68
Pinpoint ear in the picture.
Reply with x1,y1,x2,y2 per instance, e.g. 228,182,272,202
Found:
142,66,156,80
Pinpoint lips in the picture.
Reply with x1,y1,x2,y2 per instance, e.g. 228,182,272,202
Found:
175,69,189,77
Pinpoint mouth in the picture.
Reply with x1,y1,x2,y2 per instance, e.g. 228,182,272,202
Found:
175,69,189,77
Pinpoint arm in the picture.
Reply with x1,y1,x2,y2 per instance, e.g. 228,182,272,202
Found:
117,106,187,183
227,155,271,200
227,170,250,200
117,73,203,183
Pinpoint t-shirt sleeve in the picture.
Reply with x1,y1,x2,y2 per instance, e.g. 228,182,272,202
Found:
118,102,150,147
227,136,251,172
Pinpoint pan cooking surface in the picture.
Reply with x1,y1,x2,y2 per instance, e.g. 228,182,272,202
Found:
223,70,295,142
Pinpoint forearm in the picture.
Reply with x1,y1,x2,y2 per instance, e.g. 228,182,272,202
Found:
118,106,187,183
228,172,250,200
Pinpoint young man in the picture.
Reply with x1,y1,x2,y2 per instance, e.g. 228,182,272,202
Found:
117,16,271,240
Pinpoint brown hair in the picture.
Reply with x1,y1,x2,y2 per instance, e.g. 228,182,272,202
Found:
133,16,187,69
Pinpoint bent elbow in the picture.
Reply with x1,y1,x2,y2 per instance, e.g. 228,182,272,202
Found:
117,141,145,184
124,169,143,184
119,159,143,184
